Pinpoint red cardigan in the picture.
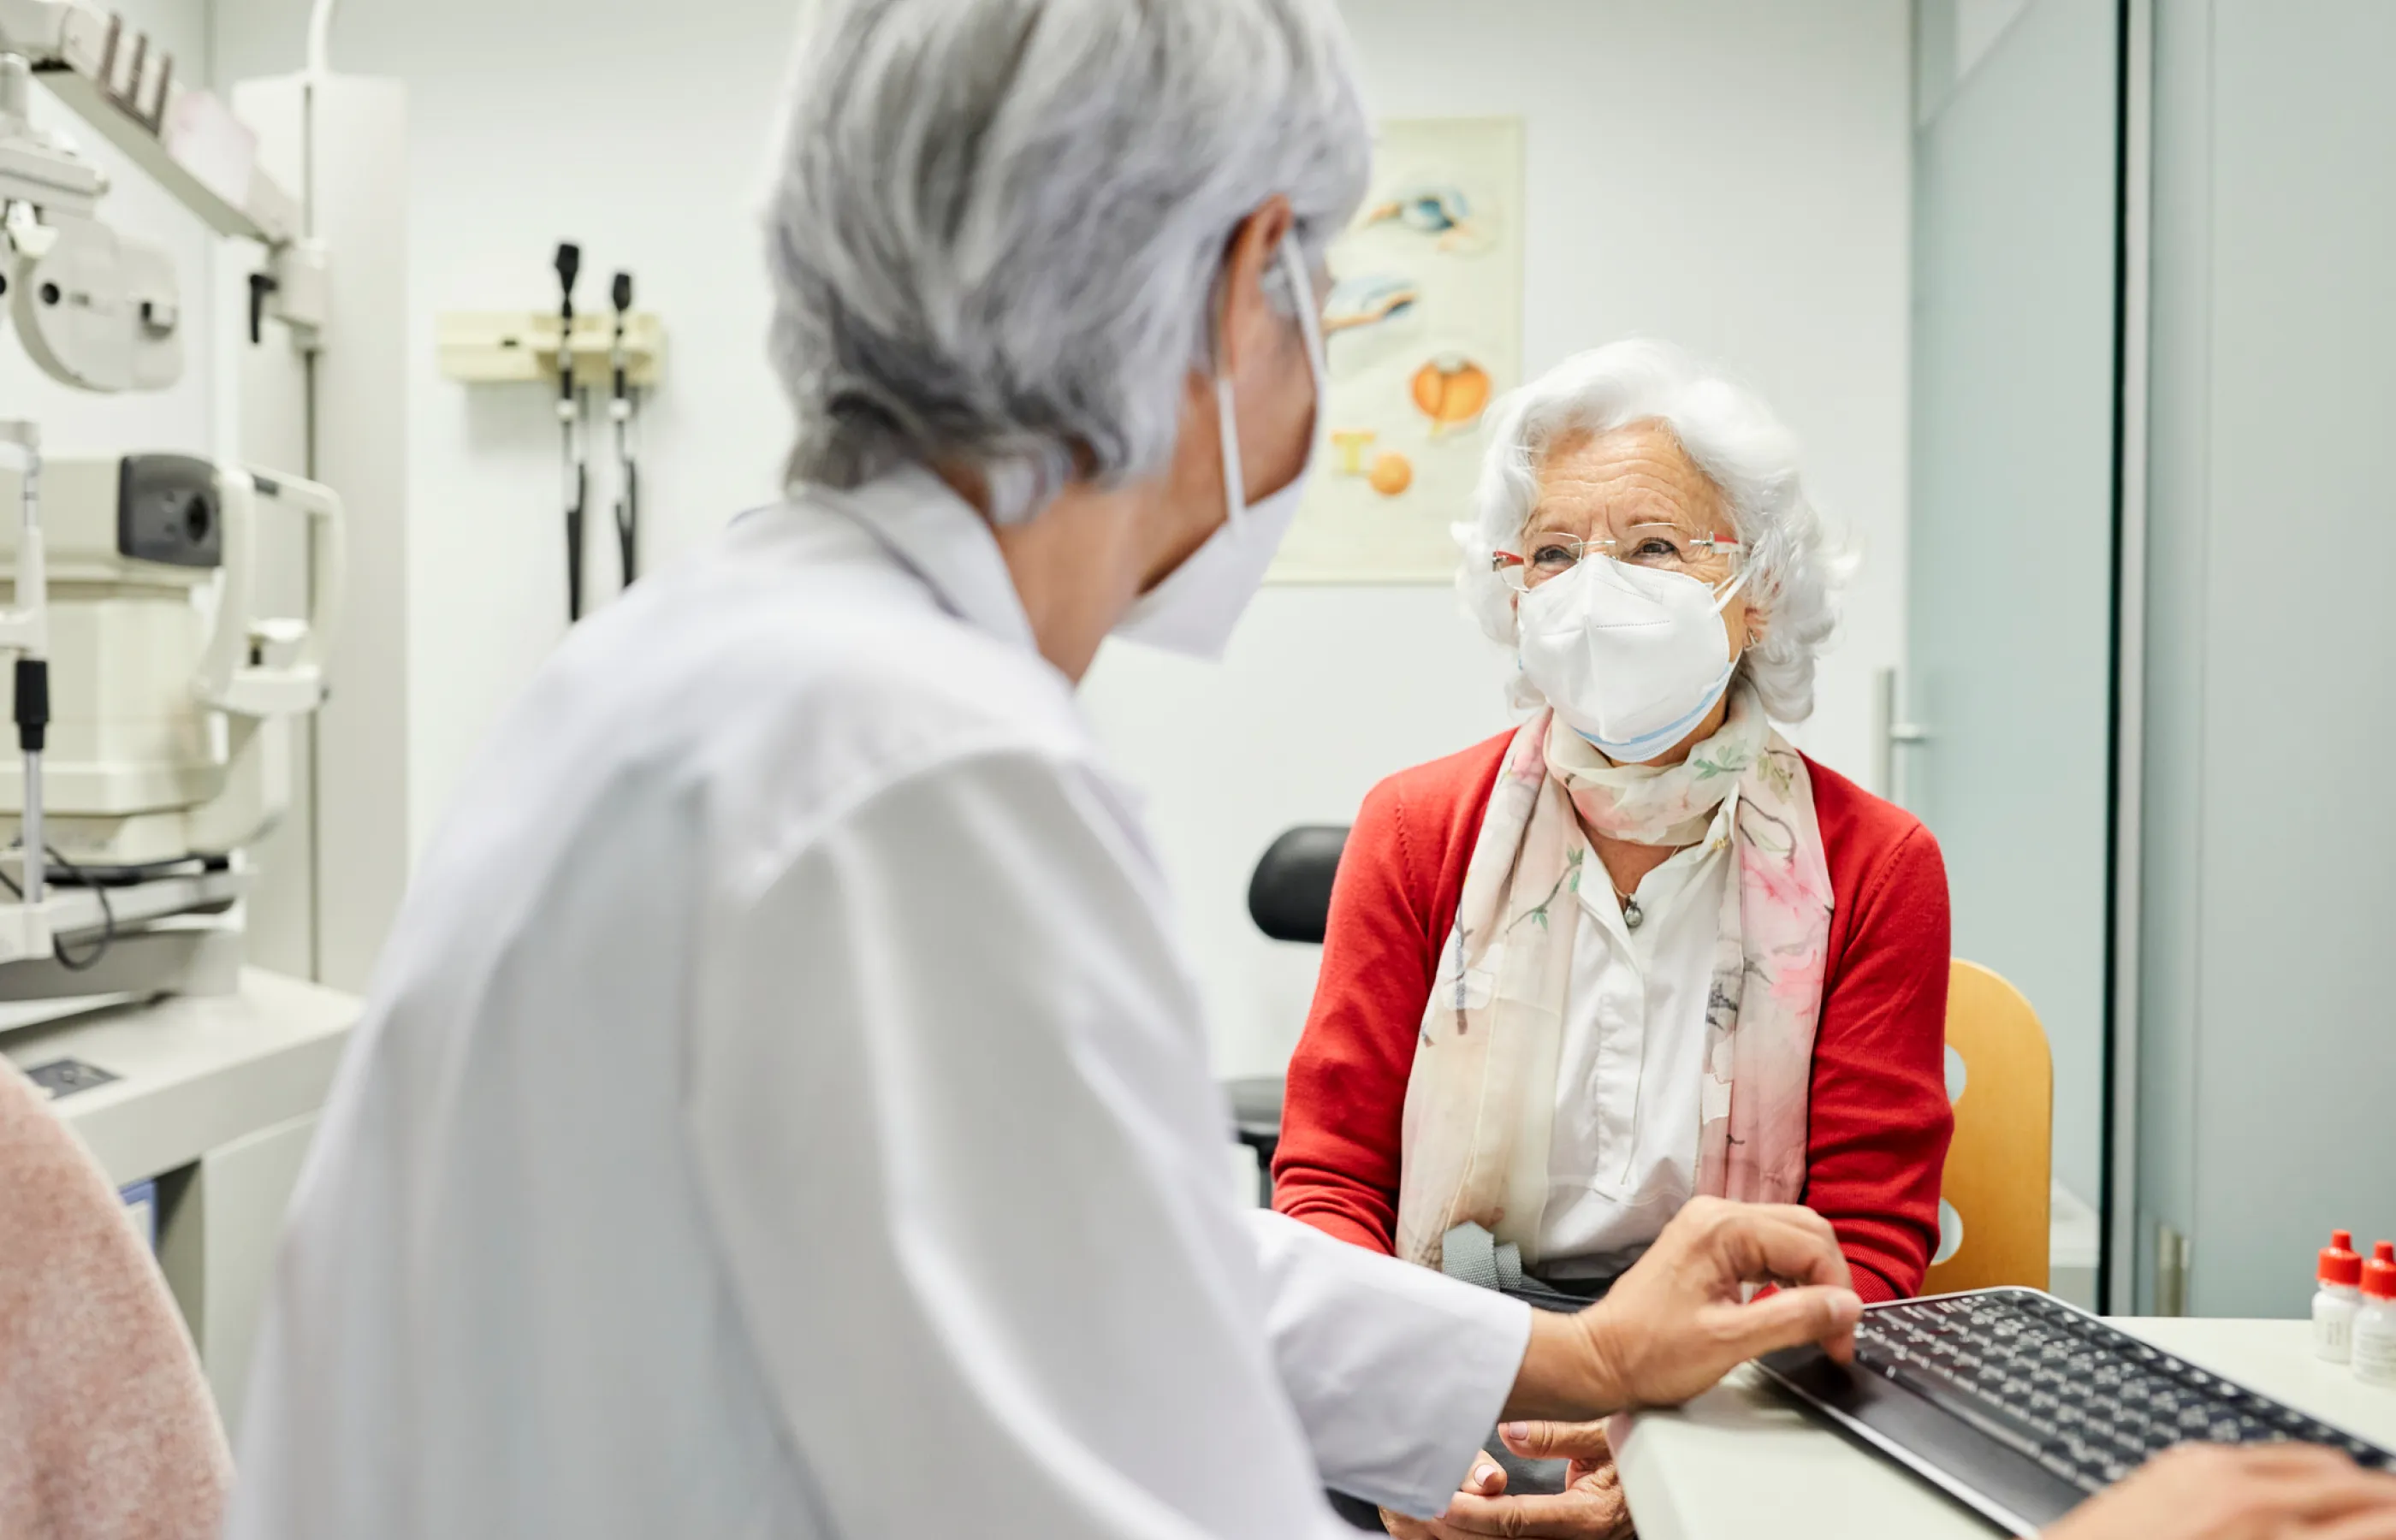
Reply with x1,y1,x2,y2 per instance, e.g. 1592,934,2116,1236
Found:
1272,731,1955,1304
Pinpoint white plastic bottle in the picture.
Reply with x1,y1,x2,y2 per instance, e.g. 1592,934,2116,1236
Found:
2316,1229,2363,1363
2352,1241,2396,1389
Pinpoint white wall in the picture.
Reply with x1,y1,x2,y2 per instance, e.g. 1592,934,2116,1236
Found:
213,0,805,853
212,0,1911,1075
1094,0,1916,1075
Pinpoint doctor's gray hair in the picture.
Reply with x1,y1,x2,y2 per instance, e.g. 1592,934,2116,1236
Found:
765,0,1371,522
1455,340,1853,724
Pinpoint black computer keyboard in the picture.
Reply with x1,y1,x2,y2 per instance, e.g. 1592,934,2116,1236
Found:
1758,1288,2394,1535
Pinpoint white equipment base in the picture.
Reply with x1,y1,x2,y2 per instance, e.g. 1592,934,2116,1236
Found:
1,968,358,1439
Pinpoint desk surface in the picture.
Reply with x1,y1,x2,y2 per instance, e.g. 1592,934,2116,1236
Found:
1,968,359,1185
1616,1318,2396,1540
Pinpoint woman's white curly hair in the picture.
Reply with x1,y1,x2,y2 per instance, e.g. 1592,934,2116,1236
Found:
1454,339,1853,722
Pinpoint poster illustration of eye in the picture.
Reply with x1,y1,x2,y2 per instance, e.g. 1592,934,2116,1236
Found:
1269,116,1525,584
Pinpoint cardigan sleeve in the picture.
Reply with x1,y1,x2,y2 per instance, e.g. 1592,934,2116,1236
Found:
1269,773,1428,1255
1805,823,1956,1303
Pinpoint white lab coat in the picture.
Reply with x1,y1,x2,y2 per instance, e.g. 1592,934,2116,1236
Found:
228,468,1529,1540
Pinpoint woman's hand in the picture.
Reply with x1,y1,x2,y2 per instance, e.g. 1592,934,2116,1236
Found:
2043,1445,2396,1540
1383,1438,2396,1540
1377,1452,1504,1539
1378,1425,1634,1539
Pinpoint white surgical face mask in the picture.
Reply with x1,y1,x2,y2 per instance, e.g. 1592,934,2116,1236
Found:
1113,240,1325,659
1515,554,1751,763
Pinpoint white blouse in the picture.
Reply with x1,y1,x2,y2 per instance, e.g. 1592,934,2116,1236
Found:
1538,796,1737,1279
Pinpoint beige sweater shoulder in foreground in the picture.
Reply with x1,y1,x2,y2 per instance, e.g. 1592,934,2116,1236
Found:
0,1061,230,1540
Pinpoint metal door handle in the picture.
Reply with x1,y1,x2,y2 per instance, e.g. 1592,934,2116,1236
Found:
2156,1225,2193,1317
1874,666,1931,804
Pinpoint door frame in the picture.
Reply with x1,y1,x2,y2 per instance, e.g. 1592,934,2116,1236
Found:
2098,0,2154,1315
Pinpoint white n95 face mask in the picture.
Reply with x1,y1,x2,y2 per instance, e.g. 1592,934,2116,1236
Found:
1113,239,1326,659
1516,554,1751,763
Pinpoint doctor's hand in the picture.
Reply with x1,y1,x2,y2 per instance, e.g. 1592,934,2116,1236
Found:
1507,1197,1863,1422
1378,1425,1634,1540
2042,1444,2396,1540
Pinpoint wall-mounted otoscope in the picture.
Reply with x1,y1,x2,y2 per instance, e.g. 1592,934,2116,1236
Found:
609,270,639,590
555,241,588,622
435,264,665,625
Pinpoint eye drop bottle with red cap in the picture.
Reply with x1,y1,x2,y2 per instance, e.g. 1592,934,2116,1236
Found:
2316,1229,2364,1362
2352,1241,2396,1389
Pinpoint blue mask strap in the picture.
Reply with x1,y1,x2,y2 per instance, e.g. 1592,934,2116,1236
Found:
1571,649,1741,762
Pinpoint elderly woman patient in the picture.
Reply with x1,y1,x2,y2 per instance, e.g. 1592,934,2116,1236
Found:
1273,341,1954,1536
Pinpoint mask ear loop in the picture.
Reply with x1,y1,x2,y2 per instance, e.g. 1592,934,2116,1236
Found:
1216,235,1328,537
1708,564,1752,615
1215,258,1248,531
1280,236,1328,438
1713,560,1758,656
1215,372,1247,534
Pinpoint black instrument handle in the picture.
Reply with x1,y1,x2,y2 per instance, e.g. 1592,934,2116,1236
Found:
566,465,587,622
616,462,638,587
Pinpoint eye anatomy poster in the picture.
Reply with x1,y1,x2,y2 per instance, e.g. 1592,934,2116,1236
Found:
1271,116,1526,584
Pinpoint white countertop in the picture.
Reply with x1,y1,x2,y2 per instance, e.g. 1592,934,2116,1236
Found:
1,968,359,1186
1615,1318,2396,1540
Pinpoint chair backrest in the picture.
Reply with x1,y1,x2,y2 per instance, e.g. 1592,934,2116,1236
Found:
1924,959,2054,1295
1248,825,1350,944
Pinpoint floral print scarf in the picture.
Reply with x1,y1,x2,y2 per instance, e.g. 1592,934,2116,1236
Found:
1394,684,1834,1270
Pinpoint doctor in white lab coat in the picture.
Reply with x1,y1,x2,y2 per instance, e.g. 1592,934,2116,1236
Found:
222,3,2396,1539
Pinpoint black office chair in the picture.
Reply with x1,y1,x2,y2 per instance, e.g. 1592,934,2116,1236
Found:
1223,825,1349,1205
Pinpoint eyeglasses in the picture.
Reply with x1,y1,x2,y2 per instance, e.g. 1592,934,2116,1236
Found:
1490,523,1745,591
